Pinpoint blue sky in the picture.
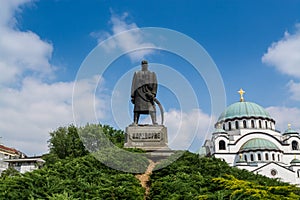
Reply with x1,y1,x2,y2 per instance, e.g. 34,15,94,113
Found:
1,0,300,155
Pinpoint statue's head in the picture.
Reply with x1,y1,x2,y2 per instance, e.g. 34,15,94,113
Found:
141,60,148,71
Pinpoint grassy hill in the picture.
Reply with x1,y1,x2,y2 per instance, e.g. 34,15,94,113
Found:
1,124,300,199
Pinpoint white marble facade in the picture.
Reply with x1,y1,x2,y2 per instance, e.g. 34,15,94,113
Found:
201,89,300,185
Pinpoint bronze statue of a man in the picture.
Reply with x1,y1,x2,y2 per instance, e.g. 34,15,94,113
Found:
131,60,158,125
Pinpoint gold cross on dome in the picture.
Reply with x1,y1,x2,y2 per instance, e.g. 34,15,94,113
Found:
288,123,291,129
238,88,245,102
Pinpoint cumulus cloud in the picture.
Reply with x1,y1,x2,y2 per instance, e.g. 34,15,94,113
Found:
266,106,300,132
91,11,156,62
0,0,54,85
262,24,300,78
0,1,108,155
165,109,213,150
287,80,300,101
0,76,108,155
141,109,214,150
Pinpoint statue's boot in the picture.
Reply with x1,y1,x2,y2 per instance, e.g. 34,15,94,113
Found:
132,113,140,126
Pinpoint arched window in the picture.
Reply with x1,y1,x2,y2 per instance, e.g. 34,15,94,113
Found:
228,122,232,130
298,170,300,178
244,155,247,162
235,121,239,129
223,124,225,130
219,140,226,150
250,154,254,161
259,120,262,128
272,153,275,161
257,153,261,161
278,154,280,161
292,141,299,150
251,120,255,128
265,121,268,129
243,120,247,128
265,153,269,160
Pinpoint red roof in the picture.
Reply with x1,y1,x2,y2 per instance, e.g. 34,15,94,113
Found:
0,144,19,154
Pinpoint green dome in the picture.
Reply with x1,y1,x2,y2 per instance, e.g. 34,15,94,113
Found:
291,158,300,164
218,101,273,122
239,138,279,152
283,126,299,135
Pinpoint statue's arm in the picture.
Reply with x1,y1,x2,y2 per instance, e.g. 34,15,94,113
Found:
152,72,158,96
131,72,137,103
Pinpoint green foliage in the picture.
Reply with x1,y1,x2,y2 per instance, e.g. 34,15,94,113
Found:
212,175,300,200
0,155,144,199
47,125,88,161
0,167,20,179
78,123,148,173
149,151,300,200
4,123,300,199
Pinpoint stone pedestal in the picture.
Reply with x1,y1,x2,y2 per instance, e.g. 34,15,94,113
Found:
124,125,169,151
124,124,174,160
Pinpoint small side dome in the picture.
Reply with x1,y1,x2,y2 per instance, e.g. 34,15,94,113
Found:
283,124,299,135
239,138,280,152
290,158,300,165
213,123,227,134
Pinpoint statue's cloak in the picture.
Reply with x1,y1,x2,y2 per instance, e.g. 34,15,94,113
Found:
131,70,157,113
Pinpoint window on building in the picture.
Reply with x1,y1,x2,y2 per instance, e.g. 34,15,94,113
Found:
265,121,268,129
272,153,275,161
243,120,247,128
298,170,300,178
235,121,239,129
278,154,280,161
292,141,299,150
223,124,225,130
265,153,269,160
257,153,261,161
228,122,232,130
259,120,262,128
251,120,255,128
250,154,254,161
244,155,247,162
219,140,226,150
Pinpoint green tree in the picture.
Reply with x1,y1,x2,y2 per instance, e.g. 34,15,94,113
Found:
48,125,88,160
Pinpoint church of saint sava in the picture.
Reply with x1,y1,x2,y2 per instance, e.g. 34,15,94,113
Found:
200,89,300,185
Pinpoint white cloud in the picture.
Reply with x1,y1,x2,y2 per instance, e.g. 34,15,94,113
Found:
165,109,213,150
91,11,156,62
0,0,32,27
0,1,109,155
266,106,300,132
287,80,300,101
0,1,54,85
0,76,108,155
141,109,213,150
262,24,300,78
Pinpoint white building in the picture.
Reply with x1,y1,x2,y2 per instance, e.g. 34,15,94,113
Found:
0,143,44,174
4,157,45,173
201,89,300,185
0,144,22,174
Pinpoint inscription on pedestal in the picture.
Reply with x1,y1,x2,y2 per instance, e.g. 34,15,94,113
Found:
124,125,169,151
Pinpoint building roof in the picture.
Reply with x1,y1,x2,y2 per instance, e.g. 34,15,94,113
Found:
4,157,45,163
239,138,280,152
0,144,19,155
217,101,273,122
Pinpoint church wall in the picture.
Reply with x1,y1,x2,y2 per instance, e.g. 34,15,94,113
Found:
213,153,236,166
253,163,296,185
